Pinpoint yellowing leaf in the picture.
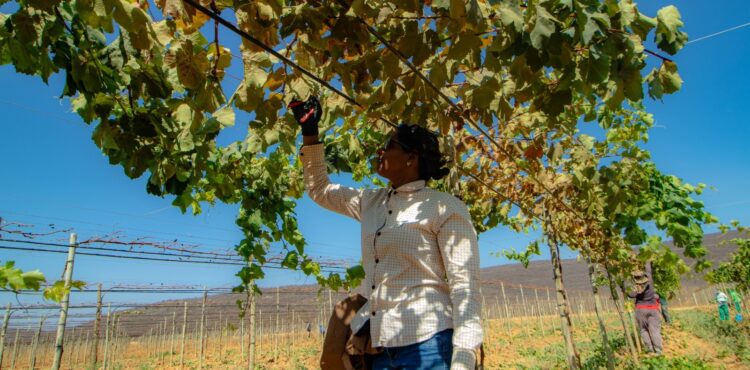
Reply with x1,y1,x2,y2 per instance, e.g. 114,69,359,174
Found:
152,20,176,46
164,39,208,89
213,105,235,128
289,76,313,101
208,44,232,70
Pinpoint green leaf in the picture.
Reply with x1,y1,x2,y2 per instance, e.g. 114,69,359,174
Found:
619,0,638,26
579,9,609,45
631,13,657,41
236,263,265,285
447,32,482,62
497,4,523,32
301,258,321,276
530,5,555,49
449,0,466,19
281,251,299,269
500,241,540,268
582,46,611,85
646,61,682,99
622,67,644,102
1,261,46,292
42,279,86,302
655,5,688,55
21,270,46,291
432,0,449,10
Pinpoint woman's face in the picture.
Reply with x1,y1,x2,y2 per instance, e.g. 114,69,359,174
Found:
376,133,415,180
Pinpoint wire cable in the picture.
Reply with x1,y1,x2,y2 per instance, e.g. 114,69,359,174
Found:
0,244,346,272
687,21,750,45
0,237,353,268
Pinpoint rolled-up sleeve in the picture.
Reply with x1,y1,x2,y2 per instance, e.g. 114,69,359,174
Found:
300,143,363,221
435,199,483,354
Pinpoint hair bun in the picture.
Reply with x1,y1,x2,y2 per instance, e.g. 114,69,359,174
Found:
429,166,450,181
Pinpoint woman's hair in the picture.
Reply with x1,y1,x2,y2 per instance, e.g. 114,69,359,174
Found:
395,124,450,181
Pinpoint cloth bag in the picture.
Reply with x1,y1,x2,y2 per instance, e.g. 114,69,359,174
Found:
320,294,485,370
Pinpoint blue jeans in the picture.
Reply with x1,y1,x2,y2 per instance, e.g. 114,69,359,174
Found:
371,329,453,370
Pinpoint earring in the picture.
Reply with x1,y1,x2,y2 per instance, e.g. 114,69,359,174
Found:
406,161,412,167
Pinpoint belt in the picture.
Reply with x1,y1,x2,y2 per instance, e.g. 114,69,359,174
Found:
636,303,660,310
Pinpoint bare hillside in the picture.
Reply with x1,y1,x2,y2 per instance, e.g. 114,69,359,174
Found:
72,231,744,337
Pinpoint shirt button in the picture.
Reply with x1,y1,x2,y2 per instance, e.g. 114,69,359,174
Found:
388,210,392,214
376,232,381,236
300,152,304,156
375,259,379,263
371,311,376,316
371,285,376,289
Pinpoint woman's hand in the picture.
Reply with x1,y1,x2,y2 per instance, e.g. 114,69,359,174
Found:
288,96,322,137
451,347,477,370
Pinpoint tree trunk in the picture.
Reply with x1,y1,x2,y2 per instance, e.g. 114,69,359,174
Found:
585,257,614,370
548,238,581,369
605,270,639,364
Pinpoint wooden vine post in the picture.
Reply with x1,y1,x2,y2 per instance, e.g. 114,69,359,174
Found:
248,285,257,370
180,301,187,369
9,328,20,370
29,316,44,370
274,287,279,361
102,304,111,370
199,288,207,370
91,283,102,369
51,233,78,370
0,303,10,367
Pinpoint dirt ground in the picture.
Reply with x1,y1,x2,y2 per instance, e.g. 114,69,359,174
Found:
4,306,746,369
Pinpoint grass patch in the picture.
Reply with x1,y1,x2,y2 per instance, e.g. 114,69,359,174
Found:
675,309,750,364
625,356,714,370
582,335,626,369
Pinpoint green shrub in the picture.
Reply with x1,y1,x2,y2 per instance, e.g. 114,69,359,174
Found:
627,356,713,370
582,335,626,369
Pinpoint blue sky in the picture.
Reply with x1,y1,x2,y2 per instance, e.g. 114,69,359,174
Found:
1,1,748,313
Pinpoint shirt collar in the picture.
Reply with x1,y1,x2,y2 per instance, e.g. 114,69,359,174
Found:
390,180,425,194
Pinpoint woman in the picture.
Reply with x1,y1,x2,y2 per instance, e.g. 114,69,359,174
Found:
290,97,482,370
